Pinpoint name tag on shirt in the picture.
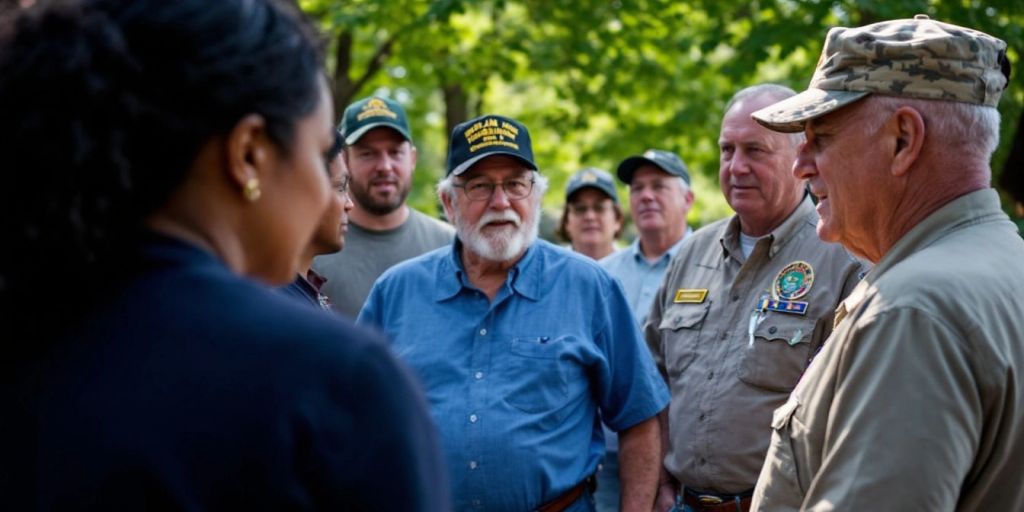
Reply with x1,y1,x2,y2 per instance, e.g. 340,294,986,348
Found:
674,289,708,303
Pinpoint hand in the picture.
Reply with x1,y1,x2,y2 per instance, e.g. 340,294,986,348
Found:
653,480,676,512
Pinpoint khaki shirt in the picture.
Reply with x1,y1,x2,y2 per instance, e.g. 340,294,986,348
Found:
646,197,864,493
752,189,1024,511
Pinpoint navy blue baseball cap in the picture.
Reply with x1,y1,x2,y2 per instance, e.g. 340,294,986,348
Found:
339,96,412,145
446,114,537,176
565,167,619,204
616,149,690,185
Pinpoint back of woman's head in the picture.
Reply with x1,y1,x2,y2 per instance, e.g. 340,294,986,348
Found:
0,0,324,330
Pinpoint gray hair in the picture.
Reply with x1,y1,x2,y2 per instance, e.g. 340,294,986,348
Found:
437,170,549,206
673,176,691,195
863,95,1001,163
724,84,806,147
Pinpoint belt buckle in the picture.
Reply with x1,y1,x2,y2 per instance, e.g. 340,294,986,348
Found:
697,495,724,505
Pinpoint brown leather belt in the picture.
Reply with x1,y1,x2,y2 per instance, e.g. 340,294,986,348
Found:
536,476,595,512
682,490,752,512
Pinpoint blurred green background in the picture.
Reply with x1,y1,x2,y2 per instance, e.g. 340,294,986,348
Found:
300,0,1024,237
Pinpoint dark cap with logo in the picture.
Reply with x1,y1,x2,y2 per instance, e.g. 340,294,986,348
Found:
339,96,413,145
753,15,1010,133
565,167,619,204
616,149,690,185
446,114,537,176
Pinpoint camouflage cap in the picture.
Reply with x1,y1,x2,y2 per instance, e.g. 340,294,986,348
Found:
753,15,1011,133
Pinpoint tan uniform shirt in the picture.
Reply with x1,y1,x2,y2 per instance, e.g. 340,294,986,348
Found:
646,197,864,493
752,189,1024,511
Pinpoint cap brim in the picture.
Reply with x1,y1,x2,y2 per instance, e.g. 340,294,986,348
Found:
566,182,618,203
343,122,412,145
615,156,657,184
751,89,871,133
449,151,538,176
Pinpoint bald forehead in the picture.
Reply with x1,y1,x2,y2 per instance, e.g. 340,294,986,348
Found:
724,92,791,122
720,101,791,146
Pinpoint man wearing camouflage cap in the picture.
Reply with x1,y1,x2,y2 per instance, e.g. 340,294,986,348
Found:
750,16,1024,511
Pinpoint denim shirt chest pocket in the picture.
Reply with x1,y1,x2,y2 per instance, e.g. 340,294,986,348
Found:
504,335,584,420
738,315,815,392
658,301,711,378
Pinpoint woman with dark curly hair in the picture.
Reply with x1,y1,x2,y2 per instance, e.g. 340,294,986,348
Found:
0,0,448,509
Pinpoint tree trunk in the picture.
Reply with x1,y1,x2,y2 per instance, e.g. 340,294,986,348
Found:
442,83,470,147
330,31,394,117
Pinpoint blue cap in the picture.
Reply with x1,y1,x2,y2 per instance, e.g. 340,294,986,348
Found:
565,167,619,204
446,114,537,176
616,149,690,185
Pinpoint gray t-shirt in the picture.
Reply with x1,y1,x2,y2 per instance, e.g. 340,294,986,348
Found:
312,209,454,317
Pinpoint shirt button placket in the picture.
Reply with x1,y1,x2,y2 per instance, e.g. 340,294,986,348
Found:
468,320,489,501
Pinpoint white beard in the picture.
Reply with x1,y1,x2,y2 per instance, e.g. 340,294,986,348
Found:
454,205,539,263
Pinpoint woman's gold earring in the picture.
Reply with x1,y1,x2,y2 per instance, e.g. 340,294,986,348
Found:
243,177,261,202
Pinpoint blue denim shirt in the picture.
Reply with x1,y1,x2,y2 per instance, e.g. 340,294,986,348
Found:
599,231,691,328
360,239,669,512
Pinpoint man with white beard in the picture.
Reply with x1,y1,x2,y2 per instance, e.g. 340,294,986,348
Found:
359,114,670,512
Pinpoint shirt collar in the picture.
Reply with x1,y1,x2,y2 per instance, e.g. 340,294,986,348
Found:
864,188,1003,285
834,189,1003,330
434,237,544,302
720,194,816,260
305,268,328,292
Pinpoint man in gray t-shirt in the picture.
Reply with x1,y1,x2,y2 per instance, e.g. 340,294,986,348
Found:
313,96,453,317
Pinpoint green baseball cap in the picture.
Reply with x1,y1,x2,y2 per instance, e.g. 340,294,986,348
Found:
753,15,1010,133
339,96,413,145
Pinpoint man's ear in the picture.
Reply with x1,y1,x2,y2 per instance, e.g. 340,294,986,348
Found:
225,114,271,192
890,106,925,177
439,186,455,221
409,144,419,168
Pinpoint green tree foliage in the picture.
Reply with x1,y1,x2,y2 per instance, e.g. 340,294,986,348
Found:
301,0,1024,230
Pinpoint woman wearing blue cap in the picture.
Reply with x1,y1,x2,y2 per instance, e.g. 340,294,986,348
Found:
558,167,625,260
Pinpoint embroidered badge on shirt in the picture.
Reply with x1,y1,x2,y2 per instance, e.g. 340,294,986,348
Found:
757,261,814,315
775,261,814,300
673,289,708,303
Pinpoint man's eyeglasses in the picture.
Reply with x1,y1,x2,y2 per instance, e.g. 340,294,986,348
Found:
569,202,612,216
453,176,535,202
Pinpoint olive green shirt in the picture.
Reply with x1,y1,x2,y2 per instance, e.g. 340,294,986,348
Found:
645,197,864,494
752,189,1024,511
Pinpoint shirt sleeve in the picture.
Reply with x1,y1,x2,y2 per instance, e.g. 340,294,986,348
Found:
802,307,981,511
596,275,670,432
356,279,383,327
